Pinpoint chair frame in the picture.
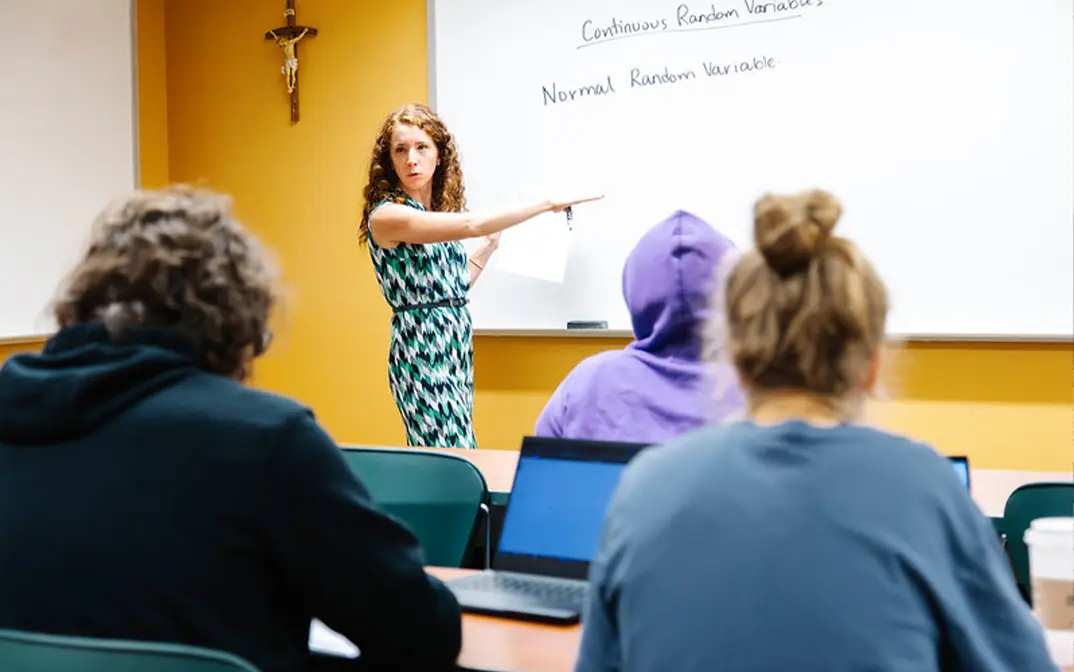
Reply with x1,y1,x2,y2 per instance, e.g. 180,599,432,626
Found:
0,627,260,671
340,446,491,568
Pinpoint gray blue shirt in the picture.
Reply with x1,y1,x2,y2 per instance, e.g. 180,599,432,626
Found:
575,420,1058,672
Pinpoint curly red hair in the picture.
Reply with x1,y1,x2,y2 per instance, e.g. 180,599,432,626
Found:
358,103,467,245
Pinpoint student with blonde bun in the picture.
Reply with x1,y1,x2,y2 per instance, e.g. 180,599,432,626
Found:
575,190,1059,672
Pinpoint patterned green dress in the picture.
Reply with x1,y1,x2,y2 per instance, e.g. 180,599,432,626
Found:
367,196,477,448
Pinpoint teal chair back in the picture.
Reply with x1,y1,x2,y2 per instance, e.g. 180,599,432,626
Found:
0,628,260,671
340,447,488,567
1001,482,1074,604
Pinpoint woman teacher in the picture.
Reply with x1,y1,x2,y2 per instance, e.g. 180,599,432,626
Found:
358,103,601,448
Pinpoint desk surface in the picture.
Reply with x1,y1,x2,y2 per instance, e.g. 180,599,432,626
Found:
413,447,1072,518
313,568,1071,671
310,568,580,671
431,568,581,672
430,568,1074,672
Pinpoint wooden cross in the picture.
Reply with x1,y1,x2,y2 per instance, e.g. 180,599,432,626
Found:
264,0,318,124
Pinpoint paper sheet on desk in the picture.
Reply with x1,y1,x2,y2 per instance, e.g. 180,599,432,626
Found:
309,619,360,658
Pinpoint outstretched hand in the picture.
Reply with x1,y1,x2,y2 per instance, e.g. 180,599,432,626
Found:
549,195,604,213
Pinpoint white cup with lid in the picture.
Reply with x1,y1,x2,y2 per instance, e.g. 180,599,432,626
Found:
1024,516,1074,667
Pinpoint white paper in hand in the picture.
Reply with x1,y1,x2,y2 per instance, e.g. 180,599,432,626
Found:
488,209,571,283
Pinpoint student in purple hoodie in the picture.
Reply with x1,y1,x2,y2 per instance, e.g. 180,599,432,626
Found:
534,210,746,444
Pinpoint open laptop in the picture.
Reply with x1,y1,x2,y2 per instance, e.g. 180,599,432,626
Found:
446,435,648,625
949,455,971,491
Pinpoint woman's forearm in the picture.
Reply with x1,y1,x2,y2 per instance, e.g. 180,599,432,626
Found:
468,200,552,237
471,241,496,268
467,242,496,288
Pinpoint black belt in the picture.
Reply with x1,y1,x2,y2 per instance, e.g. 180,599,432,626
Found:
392,296,468,314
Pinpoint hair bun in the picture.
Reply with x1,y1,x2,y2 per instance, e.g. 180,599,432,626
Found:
753,189,842,275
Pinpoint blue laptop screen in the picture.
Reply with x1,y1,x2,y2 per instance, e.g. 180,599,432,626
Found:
950,457,969,490
496,456,626,562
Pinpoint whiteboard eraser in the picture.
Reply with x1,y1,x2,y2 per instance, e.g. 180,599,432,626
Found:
567,321,608,329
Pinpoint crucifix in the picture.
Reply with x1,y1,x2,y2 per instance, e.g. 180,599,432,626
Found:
264,0,318,124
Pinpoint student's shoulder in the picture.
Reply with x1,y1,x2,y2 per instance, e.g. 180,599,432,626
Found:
626,422,948,484
842,424,953,474
571,349,623,377
602,425,743,525
548,349,622,396
620,424,742,483
827,425,974,516
843,426,994,540
159,371,317,435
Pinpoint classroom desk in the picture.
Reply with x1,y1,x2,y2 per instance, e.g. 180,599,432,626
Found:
308,567,579,671
432,568,581,672
310,568,1073,672
411,447,1072,518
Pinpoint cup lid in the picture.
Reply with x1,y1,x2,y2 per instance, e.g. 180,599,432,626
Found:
1028,517,1074,533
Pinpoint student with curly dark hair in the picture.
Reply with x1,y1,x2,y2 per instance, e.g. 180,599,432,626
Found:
359,102,600,448
0,187,463,672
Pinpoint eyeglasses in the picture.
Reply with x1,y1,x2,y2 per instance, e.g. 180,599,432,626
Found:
255,330,273,356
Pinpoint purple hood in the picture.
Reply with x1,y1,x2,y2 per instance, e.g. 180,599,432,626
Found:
534,210,746,444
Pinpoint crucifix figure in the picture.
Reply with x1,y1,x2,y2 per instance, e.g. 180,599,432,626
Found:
264,0,318,124
269,27,308,94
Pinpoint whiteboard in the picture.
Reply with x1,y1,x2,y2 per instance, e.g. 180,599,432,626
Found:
0,0,137,342
429,0,1074,340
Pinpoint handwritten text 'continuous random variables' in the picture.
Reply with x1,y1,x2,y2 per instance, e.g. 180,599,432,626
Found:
578,0,822,49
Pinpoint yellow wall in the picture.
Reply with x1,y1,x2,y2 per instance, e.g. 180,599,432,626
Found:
135,0,169,190
1,0,1070,473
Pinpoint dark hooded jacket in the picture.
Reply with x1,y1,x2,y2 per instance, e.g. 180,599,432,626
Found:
0,321,461,672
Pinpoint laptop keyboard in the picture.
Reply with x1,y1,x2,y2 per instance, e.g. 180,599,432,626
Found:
449,572,589,610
